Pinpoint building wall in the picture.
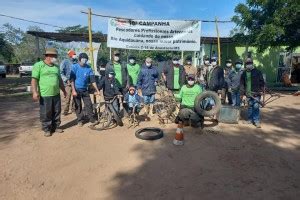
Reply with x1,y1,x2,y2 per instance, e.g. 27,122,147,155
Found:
202,43,300,83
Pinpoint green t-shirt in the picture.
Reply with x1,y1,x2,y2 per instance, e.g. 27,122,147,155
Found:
173,67,180,89
127,63,140,85
32,61,60,97
246,71,252,95
175,84,203,108
114,63,122,87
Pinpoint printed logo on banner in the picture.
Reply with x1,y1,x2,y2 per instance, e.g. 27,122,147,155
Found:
110,18,128,27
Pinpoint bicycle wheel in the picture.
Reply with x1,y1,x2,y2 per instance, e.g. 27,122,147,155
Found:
108,104,124,127
93,108,113,131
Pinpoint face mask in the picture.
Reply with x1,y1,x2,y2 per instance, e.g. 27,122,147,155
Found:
188,80,195,86
72,55,77,59
245,64,254,70
146,62,151,67
50,57,58,64
204,60,210,65
211,61,217,66
226,63,232,67
173,60,179,65
114,56,120,62
108,74,114,78
80,58,88,65
129,59,135,64
235,64,242,69
187,61,192,65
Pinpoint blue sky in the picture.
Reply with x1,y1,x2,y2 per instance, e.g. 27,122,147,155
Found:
0,0,245,37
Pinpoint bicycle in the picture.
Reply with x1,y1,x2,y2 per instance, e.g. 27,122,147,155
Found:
126,103,141,128
91,95,124,130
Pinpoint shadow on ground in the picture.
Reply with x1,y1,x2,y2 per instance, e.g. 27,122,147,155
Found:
107,101,300,200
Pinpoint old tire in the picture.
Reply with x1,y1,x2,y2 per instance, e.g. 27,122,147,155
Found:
194,91,221,117
135,127,164,140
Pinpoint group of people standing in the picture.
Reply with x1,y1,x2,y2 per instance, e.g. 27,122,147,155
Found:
31,47,265,137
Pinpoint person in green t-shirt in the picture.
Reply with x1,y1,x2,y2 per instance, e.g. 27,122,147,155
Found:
162,56,186,93
105,50,129,95
31,48,67,137
127,55,140,86
174,75,204,128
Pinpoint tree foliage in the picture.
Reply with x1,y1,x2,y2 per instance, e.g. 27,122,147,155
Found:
232,0,300,52
0,23,47,63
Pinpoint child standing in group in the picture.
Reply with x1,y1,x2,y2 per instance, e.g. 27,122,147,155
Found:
123,86,142,115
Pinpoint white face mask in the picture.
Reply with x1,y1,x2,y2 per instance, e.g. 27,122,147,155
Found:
188,80,195,86
72,55,77,59
146,62,151,67
211,61,217,66
204,60,210,65
226,63,232,67
129,59,135,64
173,60,179,65
50,57,58,64
235,64,242,69
245,64,254,70
108,74,114,78
187,61,192,65
114,56,120,62
80,58,88,65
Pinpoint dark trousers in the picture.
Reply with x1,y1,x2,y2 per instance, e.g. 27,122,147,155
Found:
176,106,204,126
39,95,61,132
74,90,95,123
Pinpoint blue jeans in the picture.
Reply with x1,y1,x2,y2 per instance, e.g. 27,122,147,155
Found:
247,96,261,123
231,91,241,106
143,94,155,105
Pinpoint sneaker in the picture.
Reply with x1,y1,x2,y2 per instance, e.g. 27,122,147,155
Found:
55,128,64,133
44,131,51,137
254,122,261,128
78,122,84,127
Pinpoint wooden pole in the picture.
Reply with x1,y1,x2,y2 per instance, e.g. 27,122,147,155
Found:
88,8,95,71
215,17,221,65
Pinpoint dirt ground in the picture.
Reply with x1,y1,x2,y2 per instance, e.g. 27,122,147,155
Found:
0,77,300,200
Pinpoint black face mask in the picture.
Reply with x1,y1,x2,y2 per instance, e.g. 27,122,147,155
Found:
72,58,78,63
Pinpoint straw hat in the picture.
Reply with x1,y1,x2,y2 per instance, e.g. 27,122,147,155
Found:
44,48,58,55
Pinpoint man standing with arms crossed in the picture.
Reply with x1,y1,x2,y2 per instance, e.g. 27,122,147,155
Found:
31,48,67,137
60,49,77,115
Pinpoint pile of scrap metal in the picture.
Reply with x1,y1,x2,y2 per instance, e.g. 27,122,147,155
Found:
155,80,179,125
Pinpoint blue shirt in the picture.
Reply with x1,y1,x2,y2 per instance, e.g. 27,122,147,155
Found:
136,65,159,96
60,58,75,86
70,63,94,90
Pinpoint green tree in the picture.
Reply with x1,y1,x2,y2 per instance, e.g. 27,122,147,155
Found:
57,25,89,33
232,0,300,52
0,33,15,63
1,23,47,63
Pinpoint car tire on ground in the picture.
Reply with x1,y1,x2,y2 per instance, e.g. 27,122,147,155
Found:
194,91,221,117
135,127,164,140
